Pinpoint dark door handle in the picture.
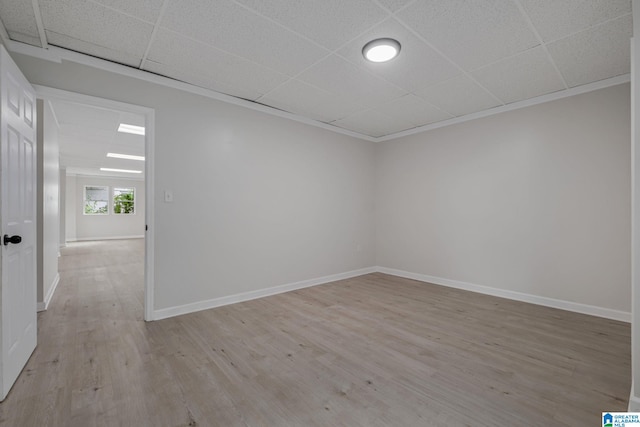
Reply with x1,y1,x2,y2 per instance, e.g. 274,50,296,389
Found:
3,235,22,245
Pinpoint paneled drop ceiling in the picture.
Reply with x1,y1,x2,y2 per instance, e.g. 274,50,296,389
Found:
0,0,633,138
49,100,145,178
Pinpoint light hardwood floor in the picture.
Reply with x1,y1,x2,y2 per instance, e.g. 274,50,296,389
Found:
0,239,630,426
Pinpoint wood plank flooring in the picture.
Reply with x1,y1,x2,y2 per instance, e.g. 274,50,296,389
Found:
0,239,631,426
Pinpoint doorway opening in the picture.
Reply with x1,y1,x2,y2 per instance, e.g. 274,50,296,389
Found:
36,86,155,321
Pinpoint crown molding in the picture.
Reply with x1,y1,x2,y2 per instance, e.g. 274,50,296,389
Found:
6,40,630,144
377,74,631,142
6,41,376,142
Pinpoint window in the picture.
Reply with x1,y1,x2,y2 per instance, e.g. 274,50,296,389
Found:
113,187,135,214
84,186,109,215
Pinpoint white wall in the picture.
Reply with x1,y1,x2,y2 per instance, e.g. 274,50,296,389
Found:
377,83,631,313
13,53,376,312
68,176,145,240
629,2,640,411
59,167,66,248
36,100,60,307
65,175,77,242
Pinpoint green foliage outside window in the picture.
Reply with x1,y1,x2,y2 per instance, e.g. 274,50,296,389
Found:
84,186,108,215
84,198,108,214
114,188,135,214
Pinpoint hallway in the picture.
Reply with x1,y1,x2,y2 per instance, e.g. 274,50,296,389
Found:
0,239,147,426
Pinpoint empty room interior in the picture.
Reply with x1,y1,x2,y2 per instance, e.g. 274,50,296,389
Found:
0,0,639,425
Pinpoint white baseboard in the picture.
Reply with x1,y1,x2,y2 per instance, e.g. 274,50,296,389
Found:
71,235,144,242
630,383,640,411
152,267,377,321
37,273,60,312
151,265,631,323
376,267,631,323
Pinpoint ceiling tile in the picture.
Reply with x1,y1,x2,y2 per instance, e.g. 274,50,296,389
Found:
374,94,453,127
304,96,368,123
63,131,145,150
59,135,113,153
52,100,121,130
146,30,288,99
65,166,145,179
46,31,143,67
161,0,328,76
59,147,107,167
258,79,334,112
375,0,414,13
8,32,42,47
235,0,388,50
0,0,626,141
50,100,145,177
257,79,365,123
370,101,419,131
0,2,41,47
471,46,565,104
519,0,631,42
118,111,146,128
90,0,165,23
338,18,460,94
144,60,265,101
333,109,412,137
297,54,406,107
112,132,145,150
39,0,154,57
547,14,632,88
396,0,538,71
418,75,501,117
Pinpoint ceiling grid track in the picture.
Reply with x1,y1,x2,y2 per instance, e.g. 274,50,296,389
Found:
31,0,48,49
391,15,506,107
226,0,457,125
512,0,569,90
231,0,384,107
253,1,455,123
0,15,10,45
254,15,402,111
544,12,634,46
0,0,631,139
140,0,170,70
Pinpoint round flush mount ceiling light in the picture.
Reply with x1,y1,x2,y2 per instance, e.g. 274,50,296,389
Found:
362,38,401,63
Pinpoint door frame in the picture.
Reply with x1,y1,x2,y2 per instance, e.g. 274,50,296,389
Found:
34,86,156,321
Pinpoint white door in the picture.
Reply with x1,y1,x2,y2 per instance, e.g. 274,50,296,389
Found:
0,45,37,401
